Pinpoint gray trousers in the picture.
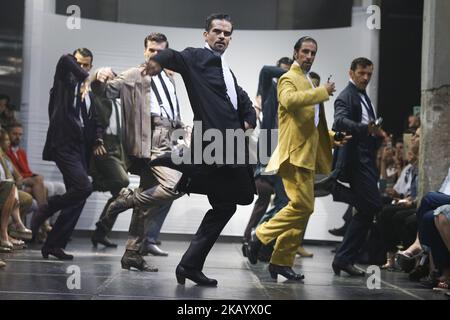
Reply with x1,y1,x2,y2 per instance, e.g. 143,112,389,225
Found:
126,119,183,251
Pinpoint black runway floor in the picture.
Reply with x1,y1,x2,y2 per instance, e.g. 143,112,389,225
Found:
0,235,448,300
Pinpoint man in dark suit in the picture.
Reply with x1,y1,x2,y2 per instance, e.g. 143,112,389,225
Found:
331,57,386,276
89,96,130,248
146,13,256,286
32,48,99,260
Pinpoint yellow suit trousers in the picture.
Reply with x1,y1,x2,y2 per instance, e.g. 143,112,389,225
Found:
256,162,314,267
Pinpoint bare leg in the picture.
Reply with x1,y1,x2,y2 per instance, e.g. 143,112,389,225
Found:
435,215,450,252
23,176,48,206
1,187,16,243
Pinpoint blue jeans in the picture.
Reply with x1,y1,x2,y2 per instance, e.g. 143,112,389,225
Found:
417,192,450,230
420,210,450,271
145,202,173,244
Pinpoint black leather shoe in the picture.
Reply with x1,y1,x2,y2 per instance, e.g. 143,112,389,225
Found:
176,265,218,287
328,225,347,237
41,247,74,260
332,262,365,276
268,263,304,281
241,243,248,257
246,230,262,265
140,243,168,256
121,250,158,272
314,175,335,197
91,231,118,248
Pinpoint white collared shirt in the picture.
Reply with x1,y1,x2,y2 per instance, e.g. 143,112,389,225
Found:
204,43,238,110
350,79,376,125
296,61,320,127
149,71,178,119
106,99,122,136
440,166,450,195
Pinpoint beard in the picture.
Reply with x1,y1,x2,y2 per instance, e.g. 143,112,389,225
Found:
301,62,312,72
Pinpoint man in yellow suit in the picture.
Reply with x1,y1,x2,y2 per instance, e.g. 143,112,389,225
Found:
247,36,340,281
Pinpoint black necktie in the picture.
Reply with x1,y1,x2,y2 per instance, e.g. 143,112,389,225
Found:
75,83,89,127
360,90,376,121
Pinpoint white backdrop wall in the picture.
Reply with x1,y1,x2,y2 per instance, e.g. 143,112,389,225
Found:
21,1,379,240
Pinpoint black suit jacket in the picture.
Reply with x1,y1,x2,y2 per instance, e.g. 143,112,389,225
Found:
43,54,89,161
153,47,256,203
332,82,381,181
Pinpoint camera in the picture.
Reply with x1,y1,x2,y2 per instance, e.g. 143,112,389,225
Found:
374,117,383,127
334,131,346,141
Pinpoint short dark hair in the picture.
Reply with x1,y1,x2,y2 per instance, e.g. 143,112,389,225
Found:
277,57,293,67
294,36,318,52
0,94,10,103
205,13,233,33
309,71,321,83
7,121,22,131
144,32,169,49
350,57,373,71
73,48,94,63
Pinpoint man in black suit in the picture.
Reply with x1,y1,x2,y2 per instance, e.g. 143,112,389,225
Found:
146,13,256,286
331,57,386,276
32,48,99,260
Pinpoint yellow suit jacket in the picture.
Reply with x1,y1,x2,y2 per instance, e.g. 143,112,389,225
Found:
266,63,334,174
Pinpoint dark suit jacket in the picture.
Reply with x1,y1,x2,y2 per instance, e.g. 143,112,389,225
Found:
257,65,286,158
43,54,89,161
332,82,381,181
153,47,256,203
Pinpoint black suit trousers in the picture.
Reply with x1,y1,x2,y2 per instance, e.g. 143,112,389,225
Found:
180,166,254,271
333,153,382,266
45,143,93,249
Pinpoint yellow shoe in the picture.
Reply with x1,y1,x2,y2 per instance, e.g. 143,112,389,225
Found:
297,246,314,258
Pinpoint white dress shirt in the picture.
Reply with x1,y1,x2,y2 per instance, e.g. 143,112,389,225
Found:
150,71,178,119
440,166,450,195
350,79,376,125
204,43,238,110
106,99,122,136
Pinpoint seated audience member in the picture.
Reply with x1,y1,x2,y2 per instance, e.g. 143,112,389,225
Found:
378,143,419,269
0,94,18,130
6,123,48,207
420,204,450,290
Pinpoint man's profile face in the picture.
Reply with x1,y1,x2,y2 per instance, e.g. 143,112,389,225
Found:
9,126,23,147
203,19,233,54
350,65,374,91
144,40,168,61
74,52,93,73
295,41,317,72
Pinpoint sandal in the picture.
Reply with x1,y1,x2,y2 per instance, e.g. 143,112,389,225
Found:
433,280,449,292
397,249,423,260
